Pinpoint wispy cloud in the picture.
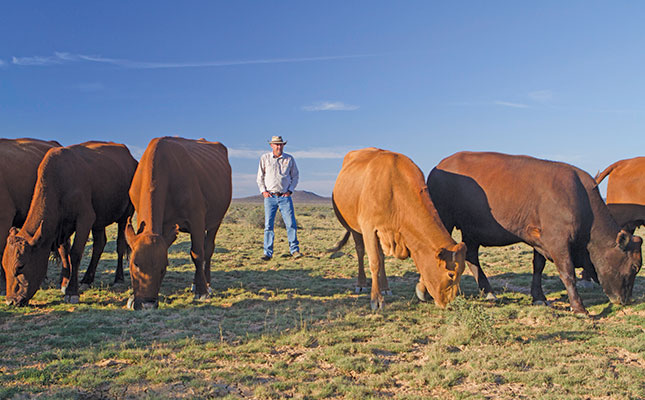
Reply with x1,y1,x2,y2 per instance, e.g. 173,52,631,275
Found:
12,51,378,69
528,90,553,103
228,147,346,159
302,101,359,111
494,101,530,109
0,59,6,67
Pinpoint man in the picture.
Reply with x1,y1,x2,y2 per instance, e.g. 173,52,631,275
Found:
257,136,303,260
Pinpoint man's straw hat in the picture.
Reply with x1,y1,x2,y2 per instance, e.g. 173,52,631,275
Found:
268,136,287,145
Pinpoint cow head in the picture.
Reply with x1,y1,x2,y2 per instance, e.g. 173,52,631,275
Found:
124,218,177,310
416,241,467,308
3,223,50,306
596,231,642,305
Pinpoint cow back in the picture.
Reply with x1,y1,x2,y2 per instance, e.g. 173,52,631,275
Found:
130,137,232,234
0,139,61,226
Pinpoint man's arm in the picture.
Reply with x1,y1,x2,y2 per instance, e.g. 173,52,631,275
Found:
285,157,299,195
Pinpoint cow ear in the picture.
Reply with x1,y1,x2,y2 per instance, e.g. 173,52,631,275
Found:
28,221,44,247
616,230,631,250
125,217,138,248
164,225,178,247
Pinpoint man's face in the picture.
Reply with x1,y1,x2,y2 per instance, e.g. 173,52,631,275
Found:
271,143,285,157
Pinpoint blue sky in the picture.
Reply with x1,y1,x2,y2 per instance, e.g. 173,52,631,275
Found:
2,2,644,197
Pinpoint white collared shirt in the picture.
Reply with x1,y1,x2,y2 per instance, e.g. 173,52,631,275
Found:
257,152,299,194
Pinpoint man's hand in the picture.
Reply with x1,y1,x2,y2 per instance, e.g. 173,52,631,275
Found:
262,191,271,198
282,191,292,197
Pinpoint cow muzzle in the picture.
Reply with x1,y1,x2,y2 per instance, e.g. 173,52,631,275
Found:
127,295,159,310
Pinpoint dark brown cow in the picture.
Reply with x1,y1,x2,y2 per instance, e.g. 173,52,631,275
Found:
332,148,467,310
3,142,137,306
125,137,231,310
0,138,62,294
427,151,642,314
595,157,645,233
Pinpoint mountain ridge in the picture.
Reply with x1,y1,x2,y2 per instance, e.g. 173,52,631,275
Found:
232,190,331,204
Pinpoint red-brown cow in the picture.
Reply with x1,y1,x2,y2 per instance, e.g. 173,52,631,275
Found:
3,142,137,306
427,151,642,314
595,157,645,233
125,137,231,310
332,148,467,310
0,138,61,295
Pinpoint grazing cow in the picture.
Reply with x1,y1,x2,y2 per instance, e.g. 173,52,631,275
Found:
427,151,642,314
125,137,231,310
595,157,645,234
3,142,137,306
0,138,62,294
331,148,467,310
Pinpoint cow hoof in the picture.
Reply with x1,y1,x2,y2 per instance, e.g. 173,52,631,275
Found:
79,283,90,292
208,286,213,295
60,285,68,295
194,293,210,301
112,280,125,288
64,295,79,304
381,290,392,296
370,299,384,311
354,286,367,294
533,299,548,306
127,296,135,309
415,282,427,302
485,292,498,301
190,284,196,293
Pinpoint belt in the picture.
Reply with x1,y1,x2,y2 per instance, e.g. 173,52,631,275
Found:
270,192,285,196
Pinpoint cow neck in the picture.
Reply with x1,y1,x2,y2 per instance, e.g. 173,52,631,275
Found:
20,172,61,244
137,183,169,236
399,190,456,256
588,188,622,250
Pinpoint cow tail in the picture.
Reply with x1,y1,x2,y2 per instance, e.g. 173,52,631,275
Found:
594,161,621,186
328,230,351,253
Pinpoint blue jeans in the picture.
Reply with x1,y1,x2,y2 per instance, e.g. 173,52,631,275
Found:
264,195,299,257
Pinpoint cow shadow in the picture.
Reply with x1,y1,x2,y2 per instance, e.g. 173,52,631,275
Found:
457,270,645,310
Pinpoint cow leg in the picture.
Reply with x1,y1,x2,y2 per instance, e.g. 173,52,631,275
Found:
80,227,107,289
203,227,220,294
363,229,385,310
189,226,209,300
377,244,390,296
531,250,548,305
0,215,12,296
64,213,95,303
113,219,127,285
58,240,72,294
351,231,368,293
552,250,587,314
464,241,495,298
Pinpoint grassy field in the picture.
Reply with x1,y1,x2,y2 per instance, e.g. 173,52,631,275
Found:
1,203,644,399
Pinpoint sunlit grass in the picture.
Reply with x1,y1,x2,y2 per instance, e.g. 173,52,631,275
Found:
1,203,644,399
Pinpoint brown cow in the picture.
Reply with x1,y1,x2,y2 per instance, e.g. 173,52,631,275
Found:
427,151,642,314
595,157,645,234
3,141,137,306
331,148,467,310
125,137,231,310
0,138,62,294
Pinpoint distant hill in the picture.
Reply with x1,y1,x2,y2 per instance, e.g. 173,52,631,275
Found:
233,190,331,204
